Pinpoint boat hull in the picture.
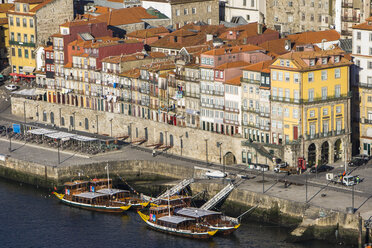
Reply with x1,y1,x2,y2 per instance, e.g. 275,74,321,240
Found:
137,212,217,239
209,223,240,235
53,192,130,213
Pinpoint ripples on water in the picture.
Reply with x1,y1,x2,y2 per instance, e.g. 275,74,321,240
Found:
0,179,345,248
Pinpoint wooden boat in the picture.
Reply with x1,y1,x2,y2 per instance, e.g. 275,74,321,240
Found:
53,180,131,213
151,195,192,208
138,207,218,239
174,207,240,235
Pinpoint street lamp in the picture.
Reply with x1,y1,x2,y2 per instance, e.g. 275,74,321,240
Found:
205,139,208,163
179,135,183,156
109,119,113,137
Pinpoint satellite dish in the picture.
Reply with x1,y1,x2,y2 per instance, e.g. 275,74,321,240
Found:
285,44,290,51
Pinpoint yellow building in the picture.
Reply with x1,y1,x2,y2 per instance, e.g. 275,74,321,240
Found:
269,48,352,166
7,0,74,75
7,0,40,74
0,3,13,65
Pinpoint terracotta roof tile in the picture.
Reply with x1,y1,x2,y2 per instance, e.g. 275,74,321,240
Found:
202,44,264,56
101,51,167,63
353,18,372,30
215,61,250,70
60,18,103,27
30,0,53,13
95,7,158,26
258,39,291,56
0,18,7,25
126,26,169,39
0,3,14,13
286,30,340,44
120,68,140,78
242,60,274,73
44,45,53,51
271,50,352,71
226,76,241,86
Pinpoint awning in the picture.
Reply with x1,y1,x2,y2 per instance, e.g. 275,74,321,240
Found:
23,74,36,78
27,128,58,135
9,73,20,77
45,132,76,140
23,66,35,73
71,135,97,142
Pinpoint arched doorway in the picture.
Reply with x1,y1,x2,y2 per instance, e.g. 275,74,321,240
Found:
159,132,164,144
334,139,342,162
224,152,236,165
84,118,89,130
308,143,316,167
321,141,329,165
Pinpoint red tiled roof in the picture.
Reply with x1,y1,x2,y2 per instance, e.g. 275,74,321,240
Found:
120,68,140,78
95,7,158,26
202,44,264,56
226,76,241,86
286,30,340,44
126,26,169,39
353,17,372,30
215,61,250,70
60,18,104,27
242,60,274,73
0,3,14,13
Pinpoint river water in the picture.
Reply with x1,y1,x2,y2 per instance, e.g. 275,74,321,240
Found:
0,178,349,248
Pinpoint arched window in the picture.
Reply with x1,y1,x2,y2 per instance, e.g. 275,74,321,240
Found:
50,112,54,124
84,118,89,130
43,111,47,122
159,132,163,144
169,134,174,147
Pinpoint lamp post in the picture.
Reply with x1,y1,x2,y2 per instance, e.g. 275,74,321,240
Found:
72,112,76,131
205,139,208,163
57,139,60,164
7,127,12,152
109,119,113,137
180,135,183,156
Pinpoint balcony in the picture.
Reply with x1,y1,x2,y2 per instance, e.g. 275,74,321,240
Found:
53,46,63,51
224,119,239,125
358,82,372,88
306,129,345,140
342,2,353,8
224,106,239,113
364,119,372,124
89,66,97,70
9,40,36,47
175,74,199,82
241,77,260,85
342,16,360,22
271,92,351,104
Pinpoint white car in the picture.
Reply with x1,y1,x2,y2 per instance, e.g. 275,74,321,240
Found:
206,170,227,179
5,84,17,91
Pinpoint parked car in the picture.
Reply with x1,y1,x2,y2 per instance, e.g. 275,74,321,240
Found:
5,84,18,91
353,154,370,162
348,158,364,167
310,164,333,173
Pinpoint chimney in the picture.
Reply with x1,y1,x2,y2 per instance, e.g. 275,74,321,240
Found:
257,23,263,35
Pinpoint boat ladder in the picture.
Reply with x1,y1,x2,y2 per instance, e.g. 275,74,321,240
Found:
200,182,235,210
155,178,195,200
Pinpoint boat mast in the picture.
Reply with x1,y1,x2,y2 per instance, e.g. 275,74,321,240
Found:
167,187,170,217
106,162,110,189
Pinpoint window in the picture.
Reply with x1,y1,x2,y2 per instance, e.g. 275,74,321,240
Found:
11,48,15,56
308,72,314,82
357,32,361,40
322,58,327,64
207,5,211,12
294,90,299,102
321,87,327,100
285,88,290,101
334,56,340,63
10,32,14,41
192,8,196,14
176,9,180,16
309,59,315,66
23,34,27,43
15,3,20,11
302,13,305,21
293,73,299,83
310,14,314,21
31,49,34,59
278,71,283,81
184,8,188,15
30,35,34,43
29,19,33,28
293,109,298,119
323,108,328,116
369,61,372,69
285,72,290,82
243,0,246,6
357,46,361,54
309,110,315,118
336,106,342,114
23,4,28,12
17,33,21,41
25,49,29,58
246,15,250,21
370,33,372,42
272,71,277,80
335,68,340,78
46,52,49,59
318,14,322,22
207,19,212,25
288,14,293,22
251,0,254,7
370,47,372,56
18,48,22,57
321,70,327,80
284,108,289,117
9,17,13,26
23,18,26,27
16,17,20,27
288,1,293,6
308,89,314,101
335,85,341,97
